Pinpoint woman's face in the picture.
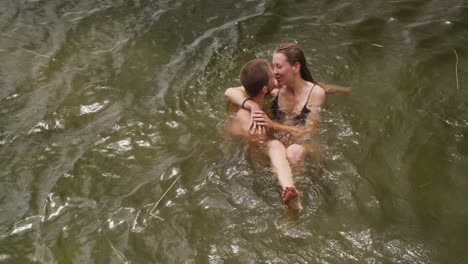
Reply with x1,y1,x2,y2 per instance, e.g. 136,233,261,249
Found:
272,52,294,87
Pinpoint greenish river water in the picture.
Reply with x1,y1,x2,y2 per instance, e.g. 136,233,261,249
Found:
1,0,467,263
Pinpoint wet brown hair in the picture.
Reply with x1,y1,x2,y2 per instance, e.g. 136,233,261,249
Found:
274,43,315,83
240,59,270,97
275,43,353,95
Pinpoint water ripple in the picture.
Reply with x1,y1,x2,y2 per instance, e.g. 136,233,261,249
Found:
1,0,467,262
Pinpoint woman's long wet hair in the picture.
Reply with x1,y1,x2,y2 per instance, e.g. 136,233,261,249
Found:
274,43,352,95
275,43,315,83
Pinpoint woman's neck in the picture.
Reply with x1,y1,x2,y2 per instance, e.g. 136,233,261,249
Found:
286,77,308,95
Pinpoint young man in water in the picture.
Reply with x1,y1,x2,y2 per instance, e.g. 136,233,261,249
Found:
227,59,302,210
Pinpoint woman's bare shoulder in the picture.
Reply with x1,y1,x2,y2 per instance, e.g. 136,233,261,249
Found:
313,83,326,94
309,83,326,106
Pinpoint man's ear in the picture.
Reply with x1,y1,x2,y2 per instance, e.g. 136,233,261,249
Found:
262,86,268,94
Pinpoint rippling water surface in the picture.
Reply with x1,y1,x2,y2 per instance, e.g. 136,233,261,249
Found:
1,0,468,263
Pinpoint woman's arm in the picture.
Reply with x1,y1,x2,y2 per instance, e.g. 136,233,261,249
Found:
319,82,352,95
224,86,260,111
302,85,326,135
224,86,265,134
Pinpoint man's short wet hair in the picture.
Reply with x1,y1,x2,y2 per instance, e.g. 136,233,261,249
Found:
240,59,270,98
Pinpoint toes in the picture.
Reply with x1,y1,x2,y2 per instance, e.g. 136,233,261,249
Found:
282,187,290,199
282,186,298,204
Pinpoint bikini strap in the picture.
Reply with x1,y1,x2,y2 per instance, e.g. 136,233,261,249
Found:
304,83,316,106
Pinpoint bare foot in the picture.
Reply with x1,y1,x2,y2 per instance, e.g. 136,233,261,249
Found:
282,186,302,211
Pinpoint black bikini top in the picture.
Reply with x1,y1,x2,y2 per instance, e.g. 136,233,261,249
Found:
271,84,316,125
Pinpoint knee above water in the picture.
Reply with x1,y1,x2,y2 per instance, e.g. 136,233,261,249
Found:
268,140,285,151
286,144,304,159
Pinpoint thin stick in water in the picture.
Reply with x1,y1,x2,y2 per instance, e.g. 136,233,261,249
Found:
32,63,49,68
148,175,181,216
104,233,128,264
150,213,165,221
454,48,459,90
21,47,52,58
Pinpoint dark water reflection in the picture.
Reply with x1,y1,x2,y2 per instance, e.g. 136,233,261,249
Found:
1,0,468,263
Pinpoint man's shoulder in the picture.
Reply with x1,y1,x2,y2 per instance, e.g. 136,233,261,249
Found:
226,109,250,137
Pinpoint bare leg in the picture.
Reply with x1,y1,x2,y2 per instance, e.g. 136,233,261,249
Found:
286,143,320,168
267,140,302,211
286,144,305,167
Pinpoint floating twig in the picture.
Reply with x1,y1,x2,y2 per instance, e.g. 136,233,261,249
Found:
148,175,181,217
1,33,13,38
105,233,128,264
150,213,165,221
454,48,459,90
371,43,384,48
21,47,52,58
32,63,49,68
417,181,432,189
